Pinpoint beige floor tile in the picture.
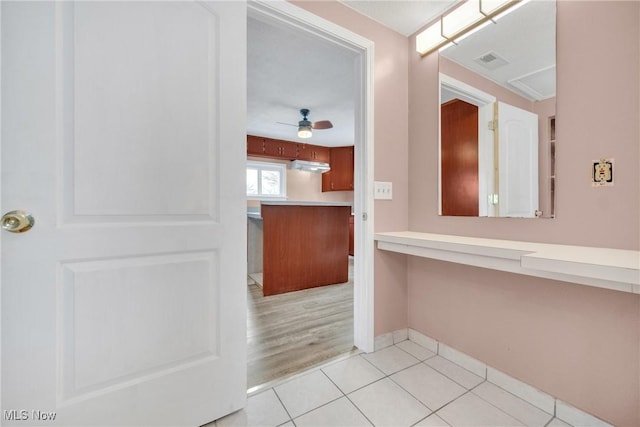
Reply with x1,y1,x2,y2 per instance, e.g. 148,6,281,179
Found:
217,389,290,427
348,378,431,426
391,363,466,410
437,392,525,427
424,356,484,389
472,382,553,426
395,340,437,361
322,355,385,394
361,345,420,375
274,370,342,418
414,413,452,426
294,397,371,426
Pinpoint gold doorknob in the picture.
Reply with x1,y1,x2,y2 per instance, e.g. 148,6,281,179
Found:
1,210,34,233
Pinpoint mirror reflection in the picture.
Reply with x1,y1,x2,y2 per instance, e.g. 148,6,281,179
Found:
439,0,556,218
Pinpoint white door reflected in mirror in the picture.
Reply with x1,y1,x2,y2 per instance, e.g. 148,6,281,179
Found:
496,102,539,218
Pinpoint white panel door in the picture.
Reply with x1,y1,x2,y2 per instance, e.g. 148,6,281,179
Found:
497,101,539,218
1,1,247,425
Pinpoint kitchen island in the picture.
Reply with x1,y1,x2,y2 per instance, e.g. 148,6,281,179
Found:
260,201,352,296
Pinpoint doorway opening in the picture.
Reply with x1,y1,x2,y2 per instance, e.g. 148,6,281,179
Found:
439,73,495,217
246,1,374,391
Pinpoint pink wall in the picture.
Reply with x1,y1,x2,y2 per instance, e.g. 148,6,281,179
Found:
291,1,410,334
408,2,639,425
287,0,639,423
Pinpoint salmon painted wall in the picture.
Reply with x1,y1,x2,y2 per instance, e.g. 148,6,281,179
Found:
407,1,639,425
291,1,410,335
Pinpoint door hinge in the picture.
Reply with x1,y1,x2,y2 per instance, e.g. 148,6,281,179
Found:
362,212,368,221
489,194,499,205
488,119,497,131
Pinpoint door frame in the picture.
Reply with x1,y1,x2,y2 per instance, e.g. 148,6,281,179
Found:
248,0,375,353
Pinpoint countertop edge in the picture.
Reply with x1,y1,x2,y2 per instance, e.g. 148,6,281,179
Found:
375,231,640,294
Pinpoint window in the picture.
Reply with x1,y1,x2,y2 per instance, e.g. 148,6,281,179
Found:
246,160,287,199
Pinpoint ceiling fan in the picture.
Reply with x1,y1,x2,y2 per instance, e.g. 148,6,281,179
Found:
278,108,333,139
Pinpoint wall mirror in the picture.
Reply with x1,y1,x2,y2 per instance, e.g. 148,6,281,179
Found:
438,0,556,218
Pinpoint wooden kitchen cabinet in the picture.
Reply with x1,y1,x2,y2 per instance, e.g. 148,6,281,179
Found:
247,135,297,160
297,143,330,163
263,138,297,160
262,203,351,296
247,135,337,170
247,135,265,156
322,146,354,191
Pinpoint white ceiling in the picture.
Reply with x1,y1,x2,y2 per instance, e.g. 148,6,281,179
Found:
340,0,456,36
247,15,359,147
247,1,556,147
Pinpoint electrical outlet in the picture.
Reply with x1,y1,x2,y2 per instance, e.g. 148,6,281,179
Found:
592,158,614,187
374,181,393,200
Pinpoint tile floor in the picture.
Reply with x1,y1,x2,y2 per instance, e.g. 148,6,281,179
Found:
210,340,574,427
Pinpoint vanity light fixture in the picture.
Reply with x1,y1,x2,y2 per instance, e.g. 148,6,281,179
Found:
416,0,523,56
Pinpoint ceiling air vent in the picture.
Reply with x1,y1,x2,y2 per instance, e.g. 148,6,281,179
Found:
474,51,509,70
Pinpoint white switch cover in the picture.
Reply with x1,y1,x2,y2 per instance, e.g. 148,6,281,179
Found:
374,181,393,200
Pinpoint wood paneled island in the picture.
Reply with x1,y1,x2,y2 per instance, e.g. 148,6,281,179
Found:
261,201,352,296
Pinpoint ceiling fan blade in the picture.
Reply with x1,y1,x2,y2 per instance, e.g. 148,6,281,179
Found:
276,121,297,127
312,120,333,130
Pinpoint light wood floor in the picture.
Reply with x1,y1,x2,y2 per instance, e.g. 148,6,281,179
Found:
247,272,354,389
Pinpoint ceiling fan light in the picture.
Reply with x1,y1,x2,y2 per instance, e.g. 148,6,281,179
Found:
298,125,312,139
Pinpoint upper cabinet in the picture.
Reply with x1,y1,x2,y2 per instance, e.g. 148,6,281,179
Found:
263,138,297,159
247,135,297,160
247,135,329,162
322,146,354,192
247,135,265,156
297,144,330,163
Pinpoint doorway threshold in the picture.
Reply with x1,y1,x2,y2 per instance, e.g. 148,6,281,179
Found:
247,347,361,397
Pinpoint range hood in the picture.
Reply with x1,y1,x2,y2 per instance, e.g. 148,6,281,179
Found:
290,160,331,173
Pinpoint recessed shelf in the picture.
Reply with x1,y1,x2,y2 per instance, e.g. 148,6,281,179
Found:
375,231,640,294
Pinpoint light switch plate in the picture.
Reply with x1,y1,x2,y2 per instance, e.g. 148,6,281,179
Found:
374,181,393,200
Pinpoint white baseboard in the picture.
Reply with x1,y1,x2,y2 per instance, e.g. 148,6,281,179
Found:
392,328,408,343
373,332,394,351
376,328,613,427
438,343,487,379
408,328,438,353
555,400,613,427
486,366,555,416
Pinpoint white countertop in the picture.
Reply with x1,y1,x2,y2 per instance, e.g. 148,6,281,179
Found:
247,201,352,219
375,231,640,294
